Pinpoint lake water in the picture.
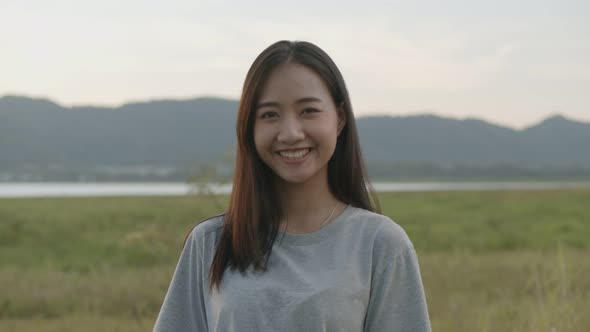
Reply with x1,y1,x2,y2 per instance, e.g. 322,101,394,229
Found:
1,181,589,198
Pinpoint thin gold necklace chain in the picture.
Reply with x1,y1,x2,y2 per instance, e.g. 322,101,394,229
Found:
282,202,340,233
317,202,339,229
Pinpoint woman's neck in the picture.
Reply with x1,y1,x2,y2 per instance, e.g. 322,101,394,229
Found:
276,174,343,234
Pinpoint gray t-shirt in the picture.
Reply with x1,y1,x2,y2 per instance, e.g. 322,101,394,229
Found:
153,205,431,331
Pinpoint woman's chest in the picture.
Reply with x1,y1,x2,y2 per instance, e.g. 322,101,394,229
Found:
206,243,372,331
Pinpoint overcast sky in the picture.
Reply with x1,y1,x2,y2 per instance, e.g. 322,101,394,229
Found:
1,0,588,129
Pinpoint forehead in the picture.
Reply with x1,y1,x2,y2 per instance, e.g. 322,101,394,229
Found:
258,63,332,104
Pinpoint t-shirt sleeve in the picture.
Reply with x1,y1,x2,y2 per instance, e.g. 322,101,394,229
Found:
364,247,432,332
153,230,208,332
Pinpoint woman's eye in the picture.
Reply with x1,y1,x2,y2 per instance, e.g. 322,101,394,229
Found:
302,108,319,114
260,112,278,119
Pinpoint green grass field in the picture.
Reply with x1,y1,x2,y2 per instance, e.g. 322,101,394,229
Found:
1,190,589,331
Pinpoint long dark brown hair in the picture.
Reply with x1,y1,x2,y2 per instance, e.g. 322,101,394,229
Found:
208,40,380,290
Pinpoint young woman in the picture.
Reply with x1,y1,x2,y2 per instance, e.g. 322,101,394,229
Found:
154,40,431,331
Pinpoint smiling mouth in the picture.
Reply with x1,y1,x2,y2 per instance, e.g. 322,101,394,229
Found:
277,148,311,159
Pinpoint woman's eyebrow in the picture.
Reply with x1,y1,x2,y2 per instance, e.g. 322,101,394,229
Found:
295,97,323,104
256,97,323,110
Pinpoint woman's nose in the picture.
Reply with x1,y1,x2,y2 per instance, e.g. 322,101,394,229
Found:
277,117,305,144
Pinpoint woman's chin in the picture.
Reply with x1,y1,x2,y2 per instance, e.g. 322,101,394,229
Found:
277,175,311,185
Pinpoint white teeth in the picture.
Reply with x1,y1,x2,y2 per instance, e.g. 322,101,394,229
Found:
279,148,309,159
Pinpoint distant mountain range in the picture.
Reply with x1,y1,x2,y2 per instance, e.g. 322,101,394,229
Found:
1,95,589,181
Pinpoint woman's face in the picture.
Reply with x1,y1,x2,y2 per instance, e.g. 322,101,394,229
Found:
253,63,344,186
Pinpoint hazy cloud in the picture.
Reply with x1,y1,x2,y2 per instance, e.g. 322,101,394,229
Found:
1,0,588,128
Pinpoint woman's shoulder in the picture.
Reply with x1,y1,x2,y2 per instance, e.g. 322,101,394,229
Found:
194,214,225,235
346,205,414,254
185,214,225,249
